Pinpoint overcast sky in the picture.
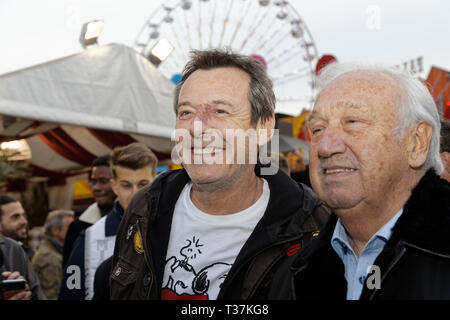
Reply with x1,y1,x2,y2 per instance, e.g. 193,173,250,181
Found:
0,0,448,77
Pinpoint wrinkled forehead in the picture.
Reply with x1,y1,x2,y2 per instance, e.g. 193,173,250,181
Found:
180,67,251,95
313,70,403,115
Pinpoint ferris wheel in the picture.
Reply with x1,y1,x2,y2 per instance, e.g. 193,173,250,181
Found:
134,0,319,114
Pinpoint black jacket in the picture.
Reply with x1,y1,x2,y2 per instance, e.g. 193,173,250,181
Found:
110,167,329,300
62,219,91,268
59,200,123,300
292,170,450,300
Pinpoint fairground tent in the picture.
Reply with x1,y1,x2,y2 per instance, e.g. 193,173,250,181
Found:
0,43,176,209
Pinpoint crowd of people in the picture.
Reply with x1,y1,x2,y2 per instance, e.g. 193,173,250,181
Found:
0,49,449,301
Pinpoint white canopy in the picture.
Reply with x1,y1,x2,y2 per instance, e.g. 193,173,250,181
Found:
0,43,177,176
0,44,178,209
0,43,176,139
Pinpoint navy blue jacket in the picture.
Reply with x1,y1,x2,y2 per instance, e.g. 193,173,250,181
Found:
58,200,123,300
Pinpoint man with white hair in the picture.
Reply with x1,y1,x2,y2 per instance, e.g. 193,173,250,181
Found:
291,63,450,300
32,210,74,299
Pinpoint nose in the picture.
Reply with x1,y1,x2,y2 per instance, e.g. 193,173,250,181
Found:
91,180,103,192
189,104,216,133
131,185,139,196
19,215,28,227
196,104,216,125
183,105,218,148
190,119,207,138
315,126,346,159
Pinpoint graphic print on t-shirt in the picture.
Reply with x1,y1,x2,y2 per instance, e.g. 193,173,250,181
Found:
161,236,231,300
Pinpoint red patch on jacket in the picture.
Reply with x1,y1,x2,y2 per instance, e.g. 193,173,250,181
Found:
286,243,301,256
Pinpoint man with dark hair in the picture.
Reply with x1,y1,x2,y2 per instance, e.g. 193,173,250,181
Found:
440,120,450,182
32,210,74,299
0,195,34,259
110,50,329,300
59,143,157,300
62,154,116,267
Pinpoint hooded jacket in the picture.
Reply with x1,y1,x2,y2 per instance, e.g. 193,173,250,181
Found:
110,167,330,300
292,170,450,300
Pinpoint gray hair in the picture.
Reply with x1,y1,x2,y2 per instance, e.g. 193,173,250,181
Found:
316,62,443,174
174,49,275,125
44,210,74,237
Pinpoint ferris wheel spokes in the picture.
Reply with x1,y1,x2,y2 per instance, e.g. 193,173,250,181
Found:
218,0,235,49
135,0,319,113
228,0,253,49
238,6,271,53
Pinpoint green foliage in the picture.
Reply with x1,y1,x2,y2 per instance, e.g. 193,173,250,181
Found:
0,148,30,182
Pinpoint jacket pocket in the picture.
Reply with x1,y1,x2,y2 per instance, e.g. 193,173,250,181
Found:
110,259,138,299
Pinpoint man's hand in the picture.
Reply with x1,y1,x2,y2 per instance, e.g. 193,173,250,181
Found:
1,271,31,300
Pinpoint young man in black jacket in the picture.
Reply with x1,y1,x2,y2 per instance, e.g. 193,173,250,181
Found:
59,143,157,300
110,50,329,300
62,155,116,267
292,62,450,300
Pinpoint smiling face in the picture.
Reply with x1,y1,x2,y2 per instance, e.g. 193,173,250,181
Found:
89,165,116,209
308,71,412,213
0,201,28,241
175,66,272,189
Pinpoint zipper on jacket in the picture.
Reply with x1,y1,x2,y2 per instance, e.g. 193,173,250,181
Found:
136,219,154,300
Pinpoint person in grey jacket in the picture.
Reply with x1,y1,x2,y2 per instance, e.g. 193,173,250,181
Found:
0,235,46,300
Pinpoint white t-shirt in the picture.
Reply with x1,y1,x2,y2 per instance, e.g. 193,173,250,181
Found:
161,179,270,300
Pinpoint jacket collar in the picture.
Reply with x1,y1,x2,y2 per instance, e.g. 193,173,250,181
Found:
78,202,102,224
387,169,450,255
145,166,320,241
42,235,64,253
105,200,124,237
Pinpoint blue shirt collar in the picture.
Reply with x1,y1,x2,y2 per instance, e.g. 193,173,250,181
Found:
374,208,403,242
331,208,404,257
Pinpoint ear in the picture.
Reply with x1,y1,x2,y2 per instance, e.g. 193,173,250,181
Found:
50,226,59,238
256,114,275,146
408,121,433,169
